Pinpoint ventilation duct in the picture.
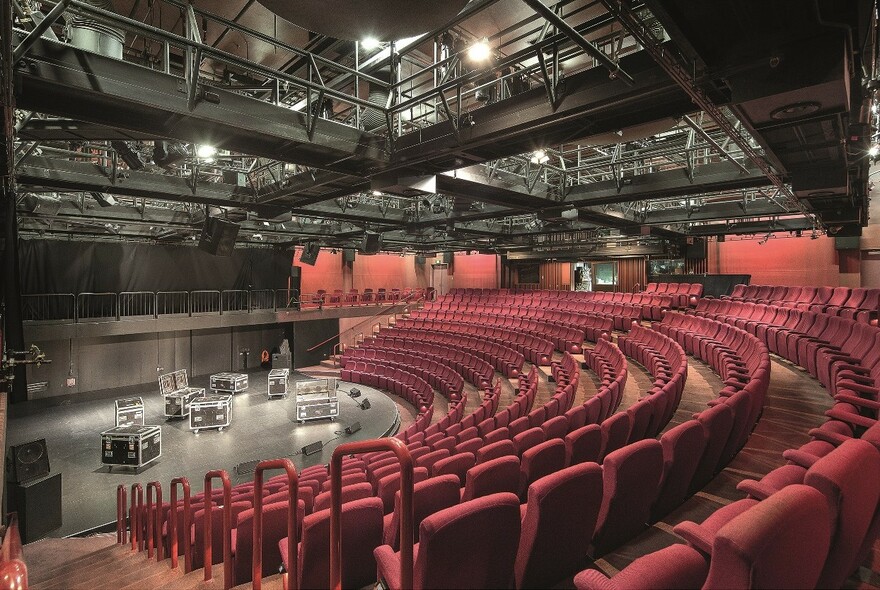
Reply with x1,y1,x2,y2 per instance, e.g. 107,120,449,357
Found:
361,67,392,132
68,0,125,59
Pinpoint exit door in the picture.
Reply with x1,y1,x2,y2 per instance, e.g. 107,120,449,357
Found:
431,263,449,295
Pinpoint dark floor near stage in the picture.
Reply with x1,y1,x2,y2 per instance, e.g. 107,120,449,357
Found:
7,370,399,537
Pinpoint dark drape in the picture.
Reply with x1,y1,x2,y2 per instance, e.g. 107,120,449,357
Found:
19,239,291,294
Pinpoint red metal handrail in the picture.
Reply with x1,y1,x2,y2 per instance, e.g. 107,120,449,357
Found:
130,483,143,552
0,513,28,590
203,470,232,589
330,439,413,590
169,477,192,572
252,459,298,590
116,484,127,544
146,482,163,561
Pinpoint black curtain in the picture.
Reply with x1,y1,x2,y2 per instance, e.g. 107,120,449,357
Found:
19,239,291,294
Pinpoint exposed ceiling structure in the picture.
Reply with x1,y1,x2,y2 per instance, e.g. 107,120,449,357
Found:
6,0,878,259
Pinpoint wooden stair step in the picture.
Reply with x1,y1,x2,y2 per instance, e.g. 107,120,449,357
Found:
229,572,285,590
67,555,185,590
152,563,227,590
31,544,141,589
26,536,118,585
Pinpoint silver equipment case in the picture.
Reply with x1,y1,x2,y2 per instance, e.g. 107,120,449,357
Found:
159,369,205,418
189,394,233,432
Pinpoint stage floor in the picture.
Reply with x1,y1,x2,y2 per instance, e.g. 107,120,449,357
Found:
7,371,400,538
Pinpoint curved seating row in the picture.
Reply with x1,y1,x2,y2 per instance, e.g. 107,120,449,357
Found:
694,299,879,394
423,300,613,341
377,327,524,377
340,353,465,400
409,308,585,353
617,325,688,442
643,281,704,308
439,289,642,330
395,318,554,366
347,341,493,390
721,284,880,325
345,363,435,413
582,312,880,589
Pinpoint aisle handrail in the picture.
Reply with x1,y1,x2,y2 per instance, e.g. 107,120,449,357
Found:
0,513,28,590
252,459,299,590
116,484,127,545
145,481,163,561
169,477,192,572
130,483,143,552
203,471,233,588
330,439,413,590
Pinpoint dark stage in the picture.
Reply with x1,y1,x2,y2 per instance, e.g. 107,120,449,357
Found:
7,371,400,538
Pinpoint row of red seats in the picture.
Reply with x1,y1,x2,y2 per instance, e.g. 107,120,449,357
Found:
722,284,880,325
345,364,435,412
344,343,493,391
617,325,689,442
340,350,466,397
377,327,524,377
435,290,642,330
409,308,585,354
592,308,880,589
423,301,613,341
694,299,880,393
342,358,463,402
643,282,704,307
440,289,673,321
394,318,555,366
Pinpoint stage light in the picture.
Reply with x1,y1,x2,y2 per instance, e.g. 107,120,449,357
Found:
361,37,381,51
196,144,217,159
870,144,880,158
467,38,491,62
530,149,549,164
371,190,383,196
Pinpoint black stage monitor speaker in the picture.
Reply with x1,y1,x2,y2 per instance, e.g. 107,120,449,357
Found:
8,438,50,484
360,398,371,410
349,388,361,398
302,441,324,456
300,243,320,266
361,232,382,254
199,217,239,256
7,473,62,543
343,248,357,263
345,421,362,435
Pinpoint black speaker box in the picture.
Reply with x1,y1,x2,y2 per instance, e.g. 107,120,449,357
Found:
8,438,50,484
415,255,426,265
7,473,62,543
685,238,707,260
835,236,861,250
345,421,362,435
360,398,371,410
442,251,454,264
302,441,324,456
343,248,356,263
198,217,239,256
300,243,320,266
361,232,382,254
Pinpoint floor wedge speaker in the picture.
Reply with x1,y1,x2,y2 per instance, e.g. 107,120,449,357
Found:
8,438,50,484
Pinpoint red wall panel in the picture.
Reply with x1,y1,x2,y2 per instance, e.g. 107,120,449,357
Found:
352,253,429,291
294,247,344,294
451,253,499,289
709,235,843,286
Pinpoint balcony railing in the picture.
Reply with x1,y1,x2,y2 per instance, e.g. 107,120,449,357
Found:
21,288,431,323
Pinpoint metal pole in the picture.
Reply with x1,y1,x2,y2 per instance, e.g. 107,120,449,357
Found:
12,0,72,62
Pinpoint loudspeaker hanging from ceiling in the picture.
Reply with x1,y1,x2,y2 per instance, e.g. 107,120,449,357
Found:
198,216,240,256
300,242,321,266
361,232,382,254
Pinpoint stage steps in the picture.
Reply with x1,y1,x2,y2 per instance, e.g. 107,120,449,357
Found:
27,537,235,590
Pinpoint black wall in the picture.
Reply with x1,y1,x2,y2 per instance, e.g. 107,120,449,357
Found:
19,239,291,294
292,319,339,369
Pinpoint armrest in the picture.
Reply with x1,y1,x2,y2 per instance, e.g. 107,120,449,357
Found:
825,408,877,429
735,478,779,500
672,521,714,555
834,393,880,410
782,449,821,469
837,382,880,395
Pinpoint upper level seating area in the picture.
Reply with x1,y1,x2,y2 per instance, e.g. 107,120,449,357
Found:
305,287,429,308
719,284,880,325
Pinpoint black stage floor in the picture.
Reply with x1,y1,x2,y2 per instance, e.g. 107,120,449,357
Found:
7,370,400,538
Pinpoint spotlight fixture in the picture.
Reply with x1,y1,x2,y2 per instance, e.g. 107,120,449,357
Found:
195,144,217,159
758,232,772,245
870,144,880,158
467,38,491,62
811,230,819,240
371,190,383,197
530,149,550,164
361,37,381,51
